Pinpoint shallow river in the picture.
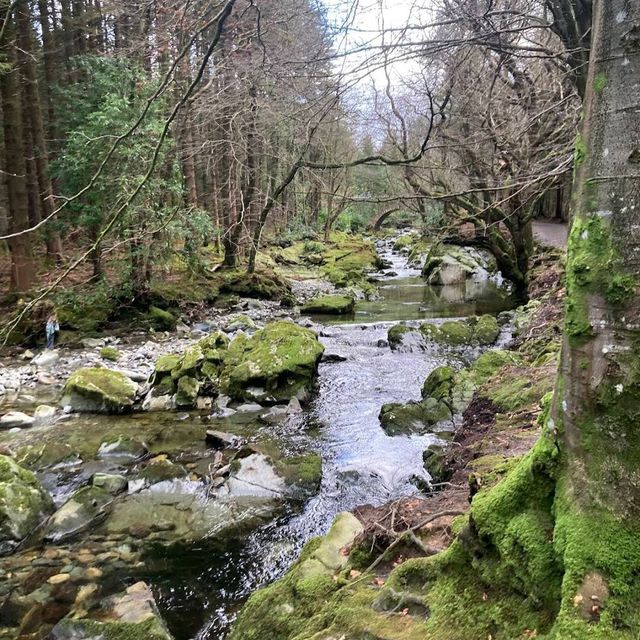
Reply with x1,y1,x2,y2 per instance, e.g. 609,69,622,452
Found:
144,240,516,639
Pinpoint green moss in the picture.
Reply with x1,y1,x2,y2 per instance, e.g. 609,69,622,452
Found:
61,368,138,413
220,270,292,300
379,398,452,435
565,215,636,345
473,315,500,345
276,453,322,495
574,133,587,168
388,323,414,349
100,346,121,362
486,372,554,413
54,615,172,640
148,305,176,331
420,316,500,347
422,366,455,402
593,72,607,93
300,295,355,315
222,321,324,401
175,376,200,407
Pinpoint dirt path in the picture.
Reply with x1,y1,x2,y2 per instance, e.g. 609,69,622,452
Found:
532,220,568,248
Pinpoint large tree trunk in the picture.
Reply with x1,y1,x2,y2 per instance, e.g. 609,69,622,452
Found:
0,2,36,293
16,0,63,263
465,1,640,636
558,0,640,523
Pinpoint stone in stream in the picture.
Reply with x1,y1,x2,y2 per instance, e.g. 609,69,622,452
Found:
229,513,363,640
45,486,113,542
92,473,128,495
80,337,105,349
150,321,324,406
300,294,355,315
33,404,57,426
60,368,138,413
98,436,148,459
205,430,242,449
0,411,35,429
422,245,498,285
50,581,174,640
32,349,60,368
0,455,54,553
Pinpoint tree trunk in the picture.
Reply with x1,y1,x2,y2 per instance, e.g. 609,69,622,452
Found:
461,1,640,636
16,0,63,263
0,2,36,293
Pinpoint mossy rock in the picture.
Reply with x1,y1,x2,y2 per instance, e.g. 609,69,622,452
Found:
175,376,200,408
300,295,355,315
0,455,54,551
423,443,452,486
220,270,292,300
422,366,456,402
276,453,322,496
148,305,176,331
100,346,121,362
388,324,416,350
222,321,324,401
379,397,452,435
61,368,138,414
434,321,474,345
420,315,500,347
471,315,500,345
51,582,173,640
229,513,363,640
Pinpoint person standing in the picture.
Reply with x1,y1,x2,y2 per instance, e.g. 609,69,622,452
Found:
45,313,59,349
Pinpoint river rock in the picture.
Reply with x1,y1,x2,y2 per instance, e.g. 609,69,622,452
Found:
260,406,288,424
50,581,173,640
98,436,147,459
379,397,452,436
205,430,241,449
236,402,263,413
0,455,54,553
223,314,257,333
93,473,128,495
223,321,324,401
300,294,355,315
422,245,498,285
225,453,285,498
33,405,57,426
32,349,60,368
142,392,174,412
421,315,500,347
80,337,105,348
0,411,34,428
45,486,112,542
60,368,138,413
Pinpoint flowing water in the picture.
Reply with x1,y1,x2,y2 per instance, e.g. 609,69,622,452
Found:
0,238,517,639
144,239,517,639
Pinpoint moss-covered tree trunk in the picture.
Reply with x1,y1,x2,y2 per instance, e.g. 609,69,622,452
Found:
544,0,640,632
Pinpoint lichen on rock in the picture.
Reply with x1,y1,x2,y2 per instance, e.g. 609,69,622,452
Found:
60,368,138,413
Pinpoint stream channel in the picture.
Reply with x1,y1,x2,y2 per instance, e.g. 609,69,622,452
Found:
0,239,516,639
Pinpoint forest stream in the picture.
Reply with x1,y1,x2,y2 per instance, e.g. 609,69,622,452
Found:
0,239,516,639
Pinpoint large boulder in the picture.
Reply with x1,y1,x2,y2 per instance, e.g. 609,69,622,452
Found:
50,581,173,640
300,295,355,315
422,245,499,285
60,368,138,413
0,455,54,553
421,314,500,347
229,512,363,640
222,322,324,401
151,322,324,406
